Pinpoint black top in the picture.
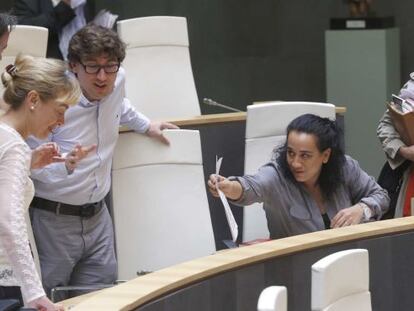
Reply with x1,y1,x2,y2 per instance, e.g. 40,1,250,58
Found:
321,213,331,230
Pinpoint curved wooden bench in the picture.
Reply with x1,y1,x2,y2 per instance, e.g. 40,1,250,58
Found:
65,217,414,311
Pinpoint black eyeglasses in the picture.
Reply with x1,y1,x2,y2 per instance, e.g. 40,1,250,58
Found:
79,62,120,74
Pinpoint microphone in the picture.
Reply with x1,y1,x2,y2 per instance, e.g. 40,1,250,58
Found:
203,98,242,112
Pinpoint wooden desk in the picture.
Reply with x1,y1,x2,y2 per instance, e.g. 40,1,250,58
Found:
120,107,346,130
65,217,414,311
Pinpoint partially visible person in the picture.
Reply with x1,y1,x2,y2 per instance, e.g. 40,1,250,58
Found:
0,13,17,58
28,24,178,301
0,54,82,310
209,114,389,239
11,0,95,59
0,13,17,115
377,74,414,218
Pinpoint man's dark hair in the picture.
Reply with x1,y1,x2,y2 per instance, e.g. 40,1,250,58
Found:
0,13,17,37
275,113,346,199
68,24,126,63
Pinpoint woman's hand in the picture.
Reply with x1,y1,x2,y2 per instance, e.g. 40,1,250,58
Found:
207,174,242,200
27,295,64,311
145,121,179,145
65,143,97,172
331,204,364,228
31,142,64,169
399,145,414,162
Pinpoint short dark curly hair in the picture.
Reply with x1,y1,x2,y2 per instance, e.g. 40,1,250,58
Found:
0,13,17,38
68,24,126,63
275,113,346,199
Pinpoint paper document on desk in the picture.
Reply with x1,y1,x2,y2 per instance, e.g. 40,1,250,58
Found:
216,156,238,242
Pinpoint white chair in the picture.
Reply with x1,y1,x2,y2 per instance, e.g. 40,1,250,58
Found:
257,286,287,311
117,16,201,120
1,25,48,59
311,249,372,311
0,25,48,75
111,129,215,279
243,101,336,242
0,25,48,108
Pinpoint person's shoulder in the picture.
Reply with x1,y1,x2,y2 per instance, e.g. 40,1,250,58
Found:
0,133,29,162
263,161,279,172
343,154,358,166
0,124,24,145
259,161,286,183
342,154,365,176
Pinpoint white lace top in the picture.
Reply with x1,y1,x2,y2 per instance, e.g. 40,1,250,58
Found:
0,123,45,303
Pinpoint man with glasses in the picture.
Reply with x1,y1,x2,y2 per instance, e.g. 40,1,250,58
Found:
27,24,177,300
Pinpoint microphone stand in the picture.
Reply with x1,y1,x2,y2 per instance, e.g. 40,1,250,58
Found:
203,98,243,112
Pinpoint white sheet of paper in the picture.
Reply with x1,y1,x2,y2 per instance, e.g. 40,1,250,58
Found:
216,156,238,242
93,9,119,28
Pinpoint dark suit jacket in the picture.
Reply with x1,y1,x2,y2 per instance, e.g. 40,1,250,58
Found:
11,0,95,59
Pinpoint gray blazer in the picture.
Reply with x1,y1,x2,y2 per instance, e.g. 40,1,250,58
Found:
232,155,389,239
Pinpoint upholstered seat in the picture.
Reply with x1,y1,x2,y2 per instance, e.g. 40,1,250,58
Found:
117,16,201,120
0,25,48,106
257,286,287,311
111,130,215,279
311,249,372,311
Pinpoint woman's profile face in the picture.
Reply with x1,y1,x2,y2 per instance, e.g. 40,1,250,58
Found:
286,130,331,188
31,96,69,139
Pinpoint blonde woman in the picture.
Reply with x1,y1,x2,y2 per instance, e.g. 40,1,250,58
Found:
0,55,92,310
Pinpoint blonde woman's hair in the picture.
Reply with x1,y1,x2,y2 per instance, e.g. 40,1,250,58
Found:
1,54,81,110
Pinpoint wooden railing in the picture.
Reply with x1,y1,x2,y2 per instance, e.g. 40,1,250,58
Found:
64,217,414,311
120,107,346,130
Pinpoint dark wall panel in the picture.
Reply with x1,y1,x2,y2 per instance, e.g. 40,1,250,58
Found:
3,1,409,114
94,0,374,113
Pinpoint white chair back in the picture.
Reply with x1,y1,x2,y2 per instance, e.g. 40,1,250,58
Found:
112,130,215,279
0,25,48,72
311,249,372,311
0,25,48,108
243,101,336,242
117,16,201,120
257,286,287,311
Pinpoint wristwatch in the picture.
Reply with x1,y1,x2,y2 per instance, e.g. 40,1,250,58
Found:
361,204,373,222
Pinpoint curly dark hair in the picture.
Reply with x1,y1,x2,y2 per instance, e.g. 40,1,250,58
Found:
275,113,346,199
68,24,126,63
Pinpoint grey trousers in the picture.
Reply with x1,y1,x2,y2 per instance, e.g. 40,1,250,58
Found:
30,201,117,301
